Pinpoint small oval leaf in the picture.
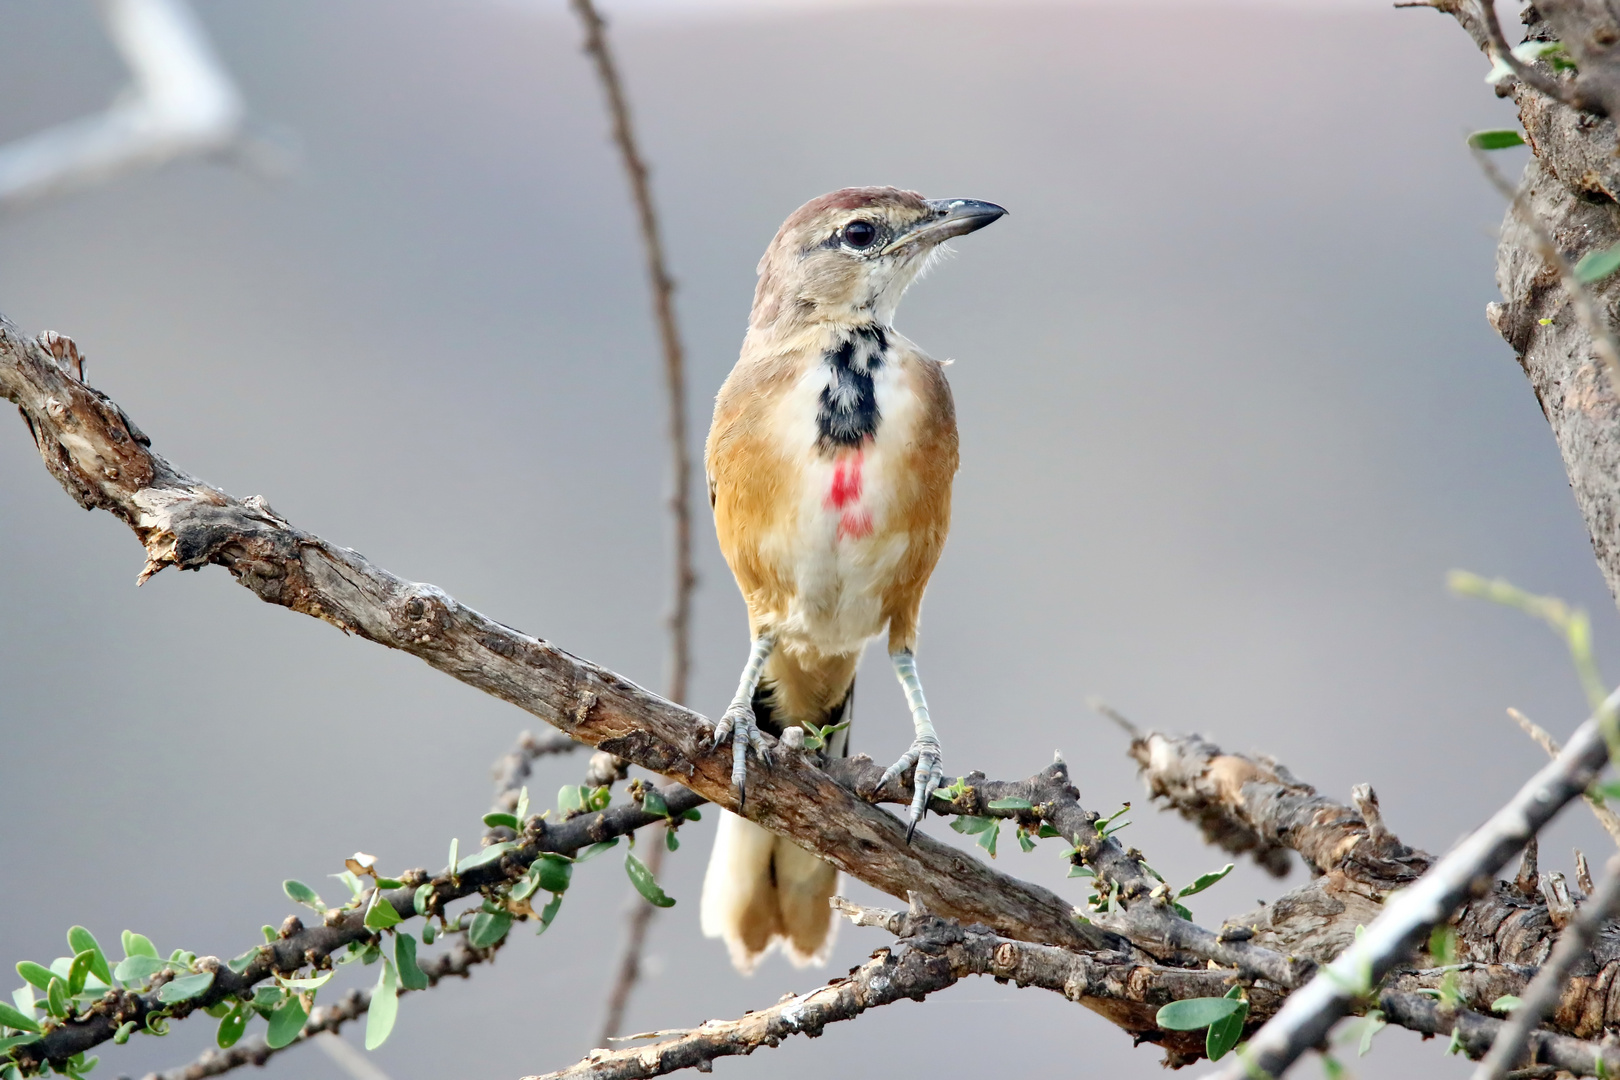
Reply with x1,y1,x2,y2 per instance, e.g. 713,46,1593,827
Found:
364,960,400,1050
216,1006,248,1049
264,997,307,1049
395,933,428,992
468,911,513,949
987,797,1034,810
157,971,216,1005
0,1003,40,1035
1155,996,1245,1031
1467,128,1526,150
66,929,111,986
625,852,676,908
364,895,403,931
282,881,324,911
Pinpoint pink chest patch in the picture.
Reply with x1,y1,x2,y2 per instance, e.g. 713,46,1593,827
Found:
824,454,873,540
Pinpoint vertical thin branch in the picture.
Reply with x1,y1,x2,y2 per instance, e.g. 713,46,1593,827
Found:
567,0,695,1048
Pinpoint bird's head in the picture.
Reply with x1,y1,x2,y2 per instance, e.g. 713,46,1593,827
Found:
750,186,1006,332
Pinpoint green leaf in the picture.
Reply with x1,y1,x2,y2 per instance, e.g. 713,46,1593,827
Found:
365,960,400,1051
515,786,530,823
1067,864,1094,878
275,971,334,991
0,1004,39,1035
395,933,428,992
1016,830,1036,853
457,841,516,875
1178,863,1235,899
535,854,574,894
203,1000,233,1019
1036,823,1062,838
1577,243,1620,285
216,1006,248,1049
576,838,619,861
949,816,996,835
67,951,96,997
1172,902,1195,921
250,986,284,1014
977,822,999,858
987,797,1034,810
413,883,435,916
0,1035,40,1054
261,926,277,944
1155,996,1245,1031
586,786,612,812
111,956,166,986
264,997,307,1050
682,808,702,822
144,1011,169,1036
537,894,563,934
46,979,67,1019
482,813,519,830
421,923,436,945
120,932,158,960
641,787,669,819
66,930,111,987
283,880,325,912
1323,1053,1345,1079
374,878,404,890
1594,780,1620,802
468,911,513,949
226,949,260,975
110,1021,137,1046
1206,992,1248,1061
16,963,58,992
1492,995,1522,1013
157,972,215,1005
447,837,459,877
625,852,676,907
1466,129,1526,150
364,894,403,931
1357,1009,1386,1056
666,828,680,853
557,785,584,814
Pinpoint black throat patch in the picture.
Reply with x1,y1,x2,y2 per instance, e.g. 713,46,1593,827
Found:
816,325,888,454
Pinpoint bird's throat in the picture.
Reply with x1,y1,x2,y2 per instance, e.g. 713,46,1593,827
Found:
814,324,887,454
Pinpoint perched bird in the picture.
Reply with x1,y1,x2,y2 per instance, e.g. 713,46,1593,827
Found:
699,186,1006,972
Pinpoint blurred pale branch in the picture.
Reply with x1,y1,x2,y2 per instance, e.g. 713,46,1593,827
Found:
0,0,284,210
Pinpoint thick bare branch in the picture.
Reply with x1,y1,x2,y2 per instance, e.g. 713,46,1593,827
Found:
0,319,1115,959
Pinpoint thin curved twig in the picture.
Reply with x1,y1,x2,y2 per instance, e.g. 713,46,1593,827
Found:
565,0,695,1047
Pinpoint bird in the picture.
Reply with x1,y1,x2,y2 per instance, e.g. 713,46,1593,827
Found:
698,186,1006,973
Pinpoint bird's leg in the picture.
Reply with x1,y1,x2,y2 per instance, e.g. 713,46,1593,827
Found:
710,633,775,812
878,648,943,843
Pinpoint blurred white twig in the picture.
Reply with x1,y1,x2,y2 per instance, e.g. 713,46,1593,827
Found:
0,0,272,209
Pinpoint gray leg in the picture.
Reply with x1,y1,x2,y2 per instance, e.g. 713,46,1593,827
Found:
711,634,775,812
877,649,943,842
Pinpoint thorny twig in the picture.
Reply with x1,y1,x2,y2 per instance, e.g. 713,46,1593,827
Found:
1474,855,1620,1078
1384,991,1620,1077
567,0,696,1047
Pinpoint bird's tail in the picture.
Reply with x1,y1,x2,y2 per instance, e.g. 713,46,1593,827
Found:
700,648,854,974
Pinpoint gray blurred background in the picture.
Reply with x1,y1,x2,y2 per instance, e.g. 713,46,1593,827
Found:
0,1,1603,1076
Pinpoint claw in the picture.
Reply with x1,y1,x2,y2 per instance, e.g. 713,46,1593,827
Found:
713,703,770,814
880,736,943,845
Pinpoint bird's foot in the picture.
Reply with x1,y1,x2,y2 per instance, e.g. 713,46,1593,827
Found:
878,735,944,844
711,702,772,813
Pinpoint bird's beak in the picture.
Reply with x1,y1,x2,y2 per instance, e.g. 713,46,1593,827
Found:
885,198,1007,253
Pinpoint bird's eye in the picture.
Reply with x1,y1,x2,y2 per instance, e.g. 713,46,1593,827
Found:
842,220,878,249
